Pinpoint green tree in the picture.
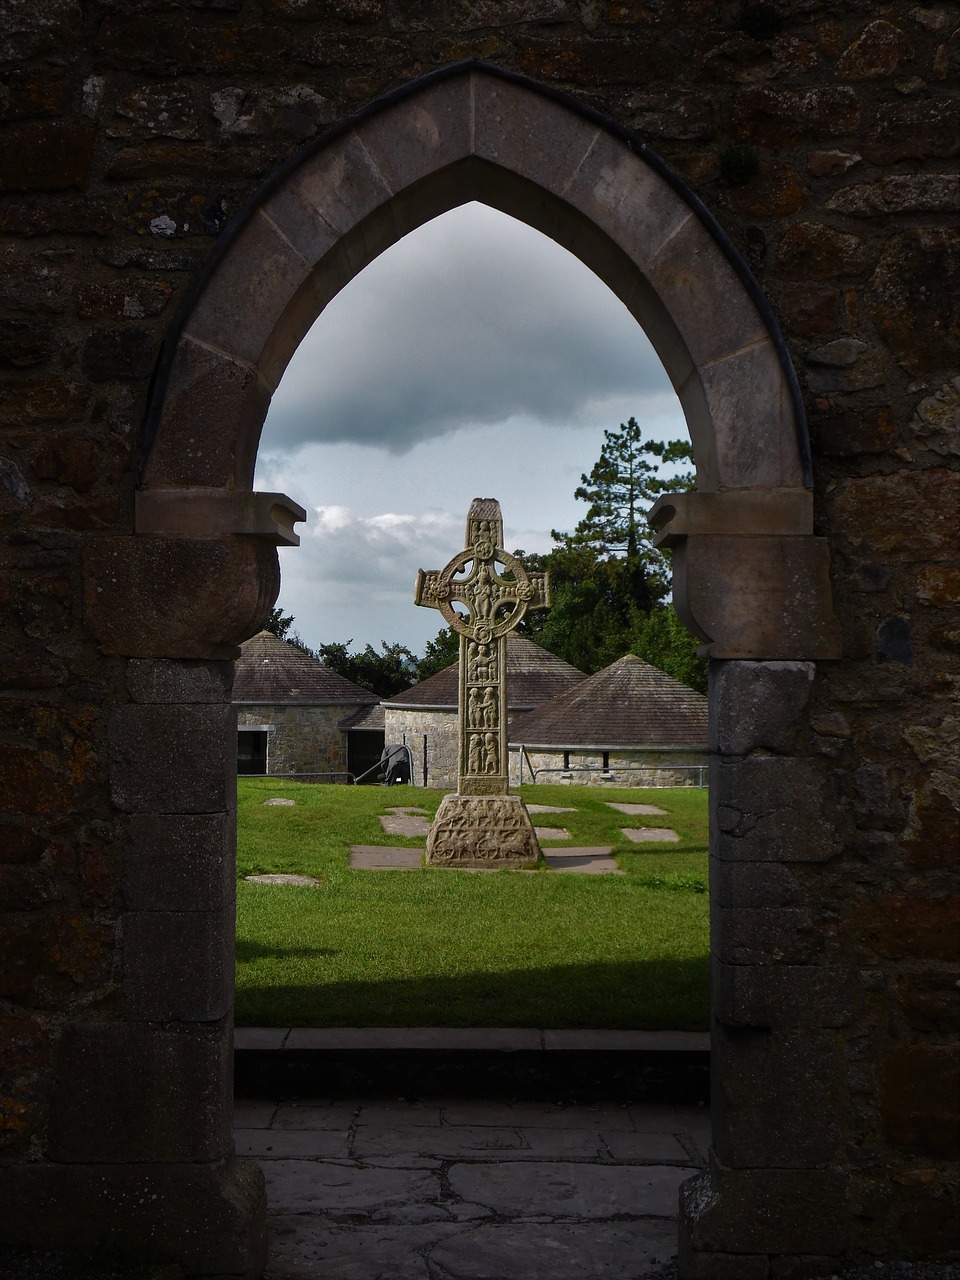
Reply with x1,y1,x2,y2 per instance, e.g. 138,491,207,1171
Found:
263,605,295,640
416,626,460,681
316,639,417,697
564,415,693,602
520,417,696,675
630,603,707,693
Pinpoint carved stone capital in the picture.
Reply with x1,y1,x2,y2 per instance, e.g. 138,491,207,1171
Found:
85,535,281,660
136,488,306,547
649,490,842,660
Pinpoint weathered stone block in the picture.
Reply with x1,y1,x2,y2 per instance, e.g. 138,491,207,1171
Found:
85,535,280,659
712,757,842,862
0,1011,50,1070
732,85,860,147
712,860,801,909
0,121,95,192
836,20,915,80
714,961,857,1028
81,325,156,382
49,1022,232,1163
777,221,869,280
866,97,960,164
355,73,473,200
681,1160,847,1254
712,905,822,965
0,1157,266,1278
108,704,235,813
709,660,814,755
123,905,234,1021
882,1045,960,1158
126,657,234,704
851,893,960,962
0,910,115,1010
646,211,767,371
867,227,960,374
899,973,960,1033
107,83,205,140
670,534,841,659
124,811,235,911
830,468,960,561
184,209,314,370
818,405,898,457
677,1240,770,1280
144,338,271,489
426,793,541,868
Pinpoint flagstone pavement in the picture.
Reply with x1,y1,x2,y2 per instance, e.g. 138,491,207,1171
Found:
236,1095,708,1279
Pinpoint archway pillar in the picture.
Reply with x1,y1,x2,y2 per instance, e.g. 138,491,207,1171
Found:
84,490,303,661
677,657,853,1278
651,490,842,660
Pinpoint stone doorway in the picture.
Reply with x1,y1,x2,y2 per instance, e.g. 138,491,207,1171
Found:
82,63,843,1277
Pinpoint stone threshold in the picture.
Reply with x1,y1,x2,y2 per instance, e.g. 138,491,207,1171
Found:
234,1027,711,1104
235,1026,709,1051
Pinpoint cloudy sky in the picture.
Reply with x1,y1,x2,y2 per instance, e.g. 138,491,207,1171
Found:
254,202,688,657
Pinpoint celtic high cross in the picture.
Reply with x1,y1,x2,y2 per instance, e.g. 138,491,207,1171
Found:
415,498,551,799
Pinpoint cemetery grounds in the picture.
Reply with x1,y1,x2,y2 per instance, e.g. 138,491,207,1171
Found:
235,780,709,1030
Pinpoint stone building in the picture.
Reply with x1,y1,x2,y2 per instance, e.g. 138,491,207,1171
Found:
381,634,586,788
234,630,380,779
509,653,708,786
2,9,958,1279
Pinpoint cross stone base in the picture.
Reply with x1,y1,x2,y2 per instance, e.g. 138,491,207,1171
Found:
426,794,542,869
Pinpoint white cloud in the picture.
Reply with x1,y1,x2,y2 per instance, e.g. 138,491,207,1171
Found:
255,204,690,654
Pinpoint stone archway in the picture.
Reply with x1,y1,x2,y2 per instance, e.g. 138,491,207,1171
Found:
82,63,843,1278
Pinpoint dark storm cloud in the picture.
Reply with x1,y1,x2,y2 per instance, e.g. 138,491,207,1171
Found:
263,203,669,456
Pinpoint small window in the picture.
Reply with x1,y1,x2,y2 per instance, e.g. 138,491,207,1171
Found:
562,750,570,769
602,751,610,772
237,729,268,775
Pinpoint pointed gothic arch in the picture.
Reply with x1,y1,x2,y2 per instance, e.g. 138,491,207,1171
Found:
97,61,838,663
78,63,844,1278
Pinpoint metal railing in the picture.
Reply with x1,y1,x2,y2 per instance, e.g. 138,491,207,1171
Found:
238,745,416,788
518,754,707,788
238,770,357,783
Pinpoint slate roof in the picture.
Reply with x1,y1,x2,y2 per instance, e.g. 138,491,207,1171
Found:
339,702,386,731
381,635,586,711
508,653,708,749
234,631,379,705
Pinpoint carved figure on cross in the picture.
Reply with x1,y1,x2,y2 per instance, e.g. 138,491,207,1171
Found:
415,498,551,796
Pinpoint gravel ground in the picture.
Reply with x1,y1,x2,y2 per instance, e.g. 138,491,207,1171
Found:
4,1247,957,1279
639,1264,960,1280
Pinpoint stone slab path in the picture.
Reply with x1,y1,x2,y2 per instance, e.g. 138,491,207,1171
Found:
380,808,433,837
622,829,680,844
606,803,667,817
349,846,623,874
237,1095,707,1279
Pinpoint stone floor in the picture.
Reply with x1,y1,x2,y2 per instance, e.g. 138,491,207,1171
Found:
236,1095,708,1279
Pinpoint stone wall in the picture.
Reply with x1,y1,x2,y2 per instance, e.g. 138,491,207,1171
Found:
511,747,708,787
0,3,957,1277
383,708,458,790
237,704,349,777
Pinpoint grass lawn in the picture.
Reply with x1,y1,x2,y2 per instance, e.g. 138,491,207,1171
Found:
235,780,709,1030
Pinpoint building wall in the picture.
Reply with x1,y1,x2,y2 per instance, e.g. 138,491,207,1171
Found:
237,704,349,778
511,747,709,787
1,6,957,1275
384,708,458,790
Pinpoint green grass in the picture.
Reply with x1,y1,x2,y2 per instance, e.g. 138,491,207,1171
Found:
235,779,709,1030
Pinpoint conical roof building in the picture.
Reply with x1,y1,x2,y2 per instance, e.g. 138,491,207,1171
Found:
234,630,378,705
508,653,708,787
381,635,586,789
382,634,586,713
234,631,380,778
